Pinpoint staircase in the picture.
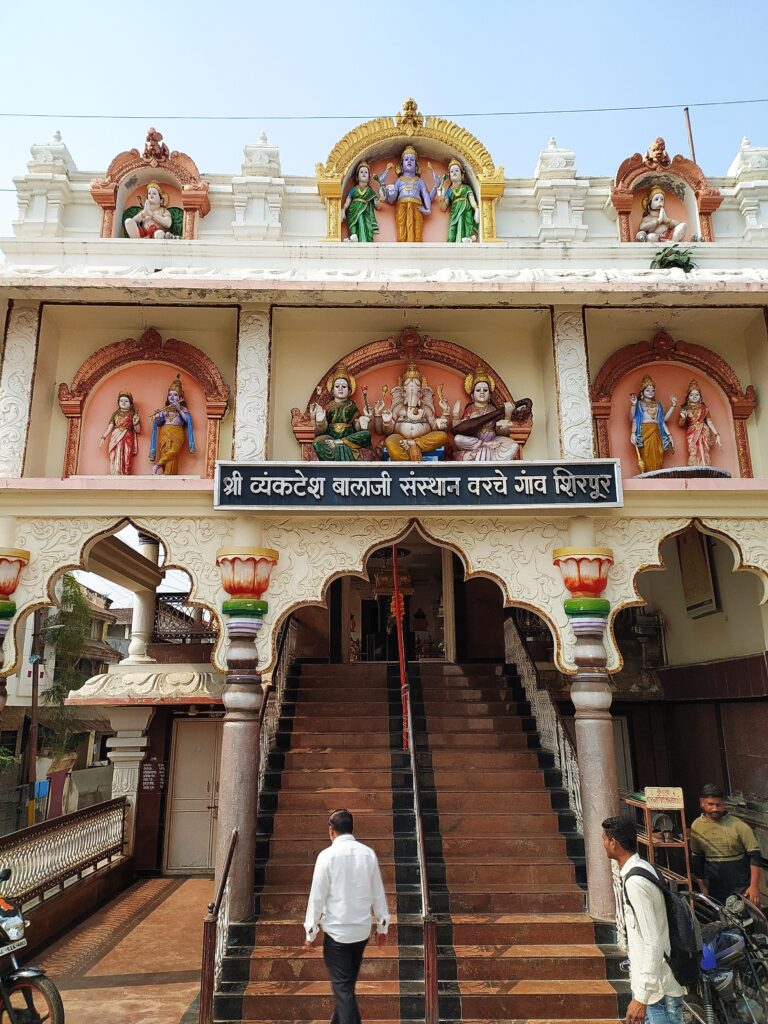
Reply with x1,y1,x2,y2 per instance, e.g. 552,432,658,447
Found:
216,659,623,1024
216,662,425,1024
414,662,622,1024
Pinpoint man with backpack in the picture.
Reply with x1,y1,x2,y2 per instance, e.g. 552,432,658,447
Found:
603,815,689,1024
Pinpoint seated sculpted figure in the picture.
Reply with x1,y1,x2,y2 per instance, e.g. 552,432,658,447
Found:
310,364,373,461
636,186,687,243
630,374,676,474
124,182,174,239
453,369,519,462
374,365,456,461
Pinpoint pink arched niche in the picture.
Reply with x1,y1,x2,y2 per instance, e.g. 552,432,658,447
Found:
607,363,738,477
79,364,207,477
341,157,453,243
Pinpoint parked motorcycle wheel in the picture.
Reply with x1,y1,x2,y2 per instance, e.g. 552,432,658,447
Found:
0,975,64,1024
683,998,712,1024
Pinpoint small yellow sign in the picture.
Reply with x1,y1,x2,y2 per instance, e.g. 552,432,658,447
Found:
644,786,685,810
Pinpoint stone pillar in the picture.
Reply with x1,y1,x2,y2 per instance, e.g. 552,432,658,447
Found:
0,303,41,478
0,540,30,712
233,307,271,461
553,545,619,922
121,533,160,665
215,539,279,921
551,307,596,460
106,706,155,854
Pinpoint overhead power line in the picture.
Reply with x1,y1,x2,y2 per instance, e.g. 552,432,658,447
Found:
0,97,765,123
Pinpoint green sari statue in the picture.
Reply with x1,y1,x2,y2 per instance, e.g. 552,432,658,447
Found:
342,162,382,243
311,365,373,461
441,160,480,242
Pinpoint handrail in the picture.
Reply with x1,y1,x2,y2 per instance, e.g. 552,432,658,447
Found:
392,546,439,1024
200,828,238,1024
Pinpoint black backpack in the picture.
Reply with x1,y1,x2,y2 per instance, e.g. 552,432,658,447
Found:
623,865,702,990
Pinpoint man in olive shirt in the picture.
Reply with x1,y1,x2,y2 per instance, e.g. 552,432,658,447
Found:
690,784,762,905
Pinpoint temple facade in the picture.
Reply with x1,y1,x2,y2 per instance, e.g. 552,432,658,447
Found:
1,101,768,1021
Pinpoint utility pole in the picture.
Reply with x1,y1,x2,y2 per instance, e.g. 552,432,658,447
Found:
683,107,697,164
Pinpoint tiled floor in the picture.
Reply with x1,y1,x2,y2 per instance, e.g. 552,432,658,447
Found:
36,876,213,1024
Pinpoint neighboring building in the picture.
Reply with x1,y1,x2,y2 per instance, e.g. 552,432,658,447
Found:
1,102,768,1020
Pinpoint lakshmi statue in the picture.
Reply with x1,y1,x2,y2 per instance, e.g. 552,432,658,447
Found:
380,146,432,242
310,364,373,461
99,390,140,475
150,375,196,475
453,368,519,461
124,182,175,239
374,365,456,461
636,186,687,243
678,380,722,468
438,159,480,243
341,162,383,243
630,374,676,474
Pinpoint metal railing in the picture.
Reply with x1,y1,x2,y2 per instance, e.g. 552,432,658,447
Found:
0,797,126,907
393,546,439,1024
199,828,238,1024
258,615,296,795
152,593,218,643
504,615,583,832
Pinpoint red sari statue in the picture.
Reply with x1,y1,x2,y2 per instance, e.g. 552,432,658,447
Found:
678,381,722,467
99,390,140,475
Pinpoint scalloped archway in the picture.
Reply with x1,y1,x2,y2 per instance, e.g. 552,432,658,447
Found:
315,97,506,241
57,328,230,478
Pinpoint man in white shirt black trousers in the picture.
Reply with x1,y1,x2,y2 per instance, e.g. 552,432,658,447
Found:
603,815,686,1024
304,808,390,1024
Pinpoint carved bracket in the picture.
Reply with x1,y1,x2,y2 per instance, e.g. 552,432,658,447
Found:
57,328,230,478
591,330,756,477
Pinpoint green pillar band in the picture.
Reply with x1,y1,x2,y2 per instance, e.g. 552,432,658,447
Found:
222,598,268,617
564,597,610,617
0,600,16,619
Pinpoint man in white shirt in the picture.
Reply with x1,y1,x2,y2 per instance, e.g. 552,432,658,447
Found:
602,815,686,1024
304,808,390,1024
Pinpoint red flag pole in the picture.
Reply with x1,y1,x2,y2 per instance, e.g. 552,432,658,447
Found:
392,544,409,750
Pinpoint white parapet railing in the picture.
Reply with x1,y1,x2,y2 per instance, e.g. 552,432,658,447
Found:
504,615,583,832
0,797,126,909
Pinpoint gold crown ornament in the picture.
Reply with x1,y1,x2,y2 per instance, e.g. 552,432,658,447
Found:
146,180,169,207
326,363,356,395
642,185,665,213
464,367,496,396
399,363,426,387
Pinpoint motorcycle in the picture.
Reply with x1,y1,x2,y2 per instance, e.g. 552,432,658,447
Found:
684,893,768,1024
0,868,64,1023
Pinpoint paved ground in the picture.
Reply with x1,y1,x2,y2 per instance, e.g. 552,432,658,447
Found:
36,876,213,1024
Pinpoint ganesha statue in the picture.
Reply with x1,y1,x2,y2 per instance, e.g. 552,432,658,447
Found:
374,364,460,461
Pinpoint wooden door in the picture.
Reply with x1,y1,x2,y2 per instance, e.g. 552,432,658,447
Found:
164,718,222,873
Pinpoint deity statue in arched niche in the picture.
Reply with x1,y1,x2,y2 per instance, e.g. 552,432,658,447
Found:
678,380,722,468
380,146,434,242
124,181,179,239
341,162,384,243
150,375,196,475
452,368,520,461
437,158,480,243
310,363,374,461
99,390,140,475
636,185,687,243
629,374,677,474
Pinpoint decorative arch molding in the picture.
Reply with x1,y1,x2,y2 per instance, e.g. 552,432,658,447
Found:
315,97,506,241
591,330,756,477
57,328,230,478
290,327,533,458
610,138,723,242
90,134,210,239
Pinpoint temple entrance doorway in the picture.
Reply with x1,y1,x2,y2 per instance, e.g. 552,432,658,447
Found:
164,717,222,873
293,528,508,664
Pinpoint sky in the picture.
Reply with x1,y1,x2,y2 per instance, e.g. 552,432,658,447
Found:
1,1,767,235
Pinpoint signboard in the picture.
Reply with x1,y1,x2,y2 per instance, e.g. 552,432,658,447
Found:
215,460,623,512
140,757,166,793
644,786,685,810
